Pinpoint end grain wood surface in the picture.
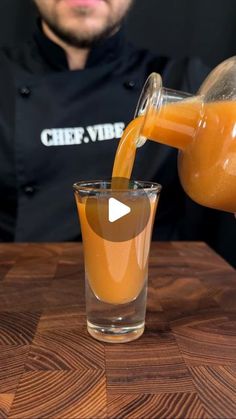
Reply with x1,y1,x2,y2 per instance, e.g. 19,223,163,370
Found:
0,242,235,418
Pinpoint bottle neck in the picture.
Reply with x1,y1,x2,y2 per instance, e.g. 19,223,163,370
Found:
142,93,203,150
135,73,203,150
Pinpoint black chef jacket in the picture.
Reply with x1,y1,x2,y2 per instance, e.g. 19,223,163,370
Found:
0,25,235,266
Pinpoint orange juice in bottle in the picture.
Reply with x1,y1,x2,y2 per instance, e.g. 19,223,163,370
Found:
113,57,236,213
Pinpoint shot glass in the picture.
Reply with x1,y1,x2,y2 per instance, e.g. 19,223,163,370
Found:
73,180,161,343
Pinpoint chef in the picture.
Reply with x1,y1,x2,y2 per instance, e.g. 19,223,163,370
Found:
2,0,232,266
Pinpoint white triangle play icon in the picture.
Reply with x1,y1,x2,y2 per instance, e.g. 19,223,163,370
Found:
108,198,131,223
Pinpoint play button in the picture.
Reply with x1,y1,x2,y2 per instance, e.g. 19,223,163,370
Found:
108,198,131,223
74,178,161,242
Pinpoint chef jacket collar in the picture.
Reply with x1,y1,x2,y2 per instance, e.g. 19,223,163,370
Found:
34,20,125,71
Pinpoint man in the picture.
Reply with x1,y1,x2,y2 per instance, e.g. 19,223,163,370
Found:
0,0,235,265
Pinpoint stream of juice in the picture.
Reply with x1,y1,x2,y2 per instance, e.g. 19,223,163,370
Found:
113,100,236,212
77,99,236,305
75,119,157,305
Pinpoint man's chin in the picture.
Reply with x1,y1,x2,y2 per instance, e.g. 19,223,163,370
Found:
49,21,114,48
60,24,108,40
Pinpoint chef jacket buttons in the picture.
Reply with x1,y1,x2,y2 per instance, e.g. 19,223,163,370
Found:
23,186,35,195
19,86,31,97
124,80,136,89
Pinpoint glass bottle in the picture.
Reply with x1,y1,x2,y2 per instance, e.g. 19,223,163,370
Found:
135,57,236,213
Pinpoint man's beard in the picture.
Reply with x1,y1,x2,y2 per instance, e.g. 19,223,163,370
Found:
39,8,127,48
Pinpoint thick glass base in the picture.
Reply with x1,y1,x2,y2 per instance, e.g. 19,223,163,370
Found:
87,320,144,343
85,274,147,344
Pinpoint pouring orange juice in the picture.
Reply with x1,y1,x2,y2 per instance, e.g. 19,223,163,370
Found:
74,56,236,343
113,56,236,213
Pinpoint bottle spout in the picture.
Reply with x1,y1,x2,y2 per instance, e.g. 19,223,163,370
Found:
134,73,162,147
134,73,201,150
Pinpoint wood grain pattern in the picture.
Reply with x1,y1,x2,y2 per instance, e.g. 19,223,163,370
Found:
36,306,86,332
0,394,14,419
0,242,235,418
4,244,61,281
173,312,236,365
9,371,107,419
190,365,236,418
0,265,13,282
26,329,105,371
0,312,40,345
105,334,195,394
107,393,208,419
0,346,30,393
